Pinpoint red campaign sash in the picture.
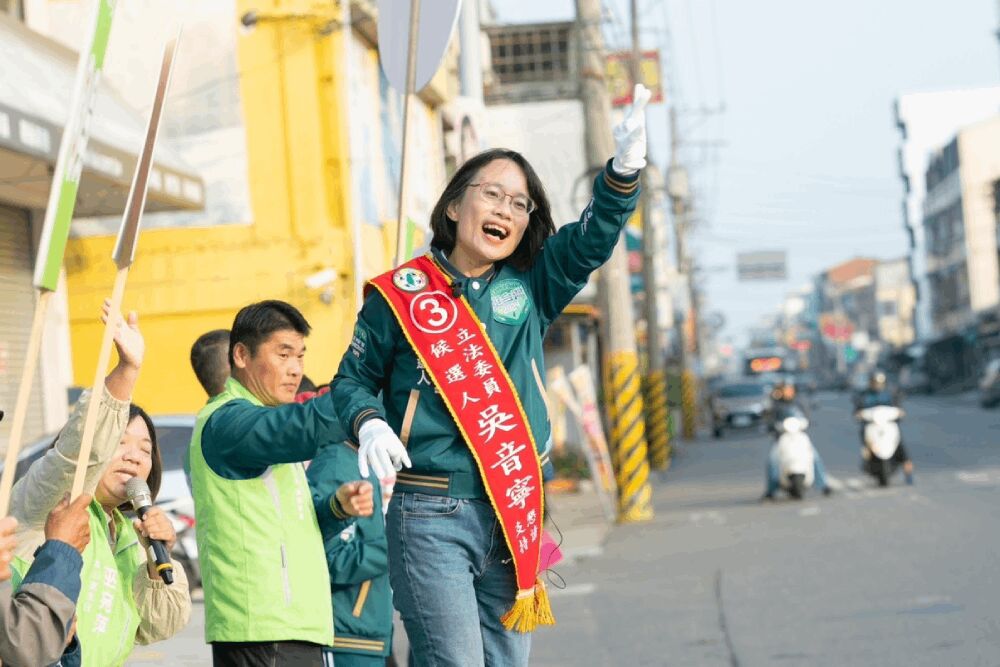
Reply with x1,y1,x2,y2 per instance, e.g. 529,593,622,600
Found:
368,254,554,632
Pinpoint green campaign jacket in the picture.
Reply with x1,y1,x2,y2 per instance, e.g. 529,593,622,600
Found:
306,441,393,657
330,161,639,498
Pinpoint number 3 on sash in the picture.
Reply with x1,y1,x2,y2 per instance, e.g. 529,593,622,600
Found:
409,291,458,335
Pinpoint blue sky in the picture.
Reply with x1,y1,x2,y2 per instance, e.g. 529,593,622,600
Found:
493,0,1000,344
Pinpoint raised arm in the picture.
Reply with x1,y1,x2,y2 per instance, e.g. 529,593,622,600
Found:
527,85,650,325
10,304,142,554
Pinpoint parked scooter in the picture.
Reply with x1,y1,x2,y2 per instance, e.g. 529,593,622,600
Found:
856,405,905,487
773,407,815,500
160,498,201,590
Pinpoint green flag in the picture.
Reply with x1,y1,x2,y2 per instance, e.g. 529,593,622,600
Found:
403,216,419,260
32,0,116,291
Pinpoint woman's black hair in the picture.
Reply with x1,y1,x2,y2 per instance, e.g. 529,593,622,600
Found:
117,403,162,511
429,148,556,271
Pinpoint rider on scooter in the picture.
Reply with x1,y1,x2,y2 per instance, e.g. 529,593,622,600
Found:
762,380,833,500
854,370,914,484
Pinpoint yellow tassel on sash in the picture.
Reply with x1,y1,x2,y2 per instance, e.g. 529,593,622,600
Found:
501,579,556,633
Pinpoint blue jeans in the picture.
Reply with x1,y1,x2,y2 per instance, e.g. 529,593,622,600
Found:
766,445,829,495
386,492,531,667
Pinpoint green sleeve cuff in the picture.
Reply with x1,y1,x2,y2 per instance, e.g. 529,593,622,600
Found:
329,492,351,520
603,159,640,194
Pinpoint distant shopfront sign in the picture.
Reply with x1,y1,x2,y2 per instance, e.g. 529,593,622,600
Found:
606,50,664,107
737,250,786,281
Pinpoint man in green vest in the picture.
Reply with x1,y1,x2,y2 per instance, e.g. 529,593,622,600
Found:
189,300,372,666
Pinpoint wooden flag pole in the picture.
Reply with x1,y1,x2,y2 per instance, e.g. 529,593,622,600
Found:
392,0,421,267
0,291,53,516
69,267,128,499
69,33,180,499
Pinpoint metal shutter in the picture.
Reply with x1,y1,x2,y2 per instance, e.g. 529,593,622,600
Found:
0,205,46,455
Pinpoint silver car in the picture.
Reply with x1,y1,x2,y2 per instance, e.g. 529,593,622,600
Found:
710,381,772,438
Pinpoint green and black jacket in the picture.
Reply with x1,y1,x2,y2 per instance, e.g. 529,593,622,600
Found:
306,441,392,657
330,160,640,499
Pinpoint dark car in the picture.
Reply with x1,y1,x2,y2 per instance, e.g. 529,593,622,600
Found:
710,381,772,438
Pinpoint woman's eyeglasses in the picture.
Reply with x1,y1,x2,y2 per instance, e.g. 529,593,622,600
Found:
468,182,536,216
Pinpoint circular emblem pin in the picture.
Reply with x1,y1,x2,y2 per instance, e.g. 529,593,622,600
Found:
393,268,428,293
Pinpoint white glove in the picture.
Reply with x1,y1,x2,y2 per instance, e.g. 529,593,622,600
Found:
358,419,412,479
611,83,652,176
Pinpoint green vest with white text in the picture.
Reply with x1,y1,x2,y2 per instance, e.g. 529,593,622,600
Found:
189,378,333,645
13,501,142,666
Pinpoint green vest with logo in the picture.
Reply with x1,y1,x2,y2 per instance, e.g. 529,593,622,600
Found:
189,378,333,645
13,501,143,666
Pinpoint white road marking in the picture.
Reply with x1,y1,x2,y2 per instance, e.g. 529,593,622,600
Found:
798,506,821,517
845,478,864,490
956,471,991,485
689,511,727,525
563,545,604,561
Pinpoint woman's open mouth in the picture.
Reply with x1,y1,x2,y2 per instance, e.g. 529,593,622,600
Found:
481,222,510,241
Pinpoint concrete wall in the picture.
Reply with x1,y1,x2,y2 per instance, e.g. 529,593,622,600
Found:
62,0,449,414
895,87,1000,341
958,117,1000,316
484,99,587,228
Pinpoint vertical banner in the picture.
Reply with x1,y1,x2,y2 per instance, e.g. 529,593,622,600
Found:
548,366,617,523
33,0,116,291
0,0,117,517
112,34,179,268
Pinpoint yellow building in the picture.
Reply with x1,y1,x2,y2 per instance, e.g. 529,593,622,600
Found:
60,0,455,413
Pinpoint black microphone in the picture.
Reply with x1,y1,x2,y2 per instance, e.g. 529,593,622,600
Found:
451,281,463,297
125,477,174,585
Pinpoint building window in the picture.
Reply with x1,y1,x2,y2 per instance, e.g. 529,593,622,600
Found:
488,24,572,86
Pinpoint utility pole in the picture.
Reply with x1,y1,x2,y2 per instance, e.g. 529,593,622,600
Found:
666,107,698,439
576,0,653,522
630,0,670,470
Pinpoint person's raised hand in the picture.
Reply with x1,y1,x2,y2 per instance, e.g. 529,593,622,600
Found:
357,419,412,479
102,300,144,370
336,481,375,518
44,493,93,554
0,515,18,581
611,83,652,176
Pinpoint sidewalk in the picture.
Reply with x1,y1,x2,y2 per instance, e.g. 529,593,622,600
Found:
545,480,615,563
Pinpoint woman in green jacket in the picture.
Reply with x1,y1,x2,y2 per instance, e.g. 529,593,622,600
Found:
331,87,650,666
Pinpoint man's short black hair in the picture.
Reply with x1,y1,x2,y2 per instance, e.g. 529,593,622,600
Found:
229,300,311,366
190,329,230,397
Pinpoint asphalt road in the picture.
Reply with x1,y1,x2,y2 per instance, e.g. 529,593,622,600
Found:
530,390,1000,666
128,390,1000,666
